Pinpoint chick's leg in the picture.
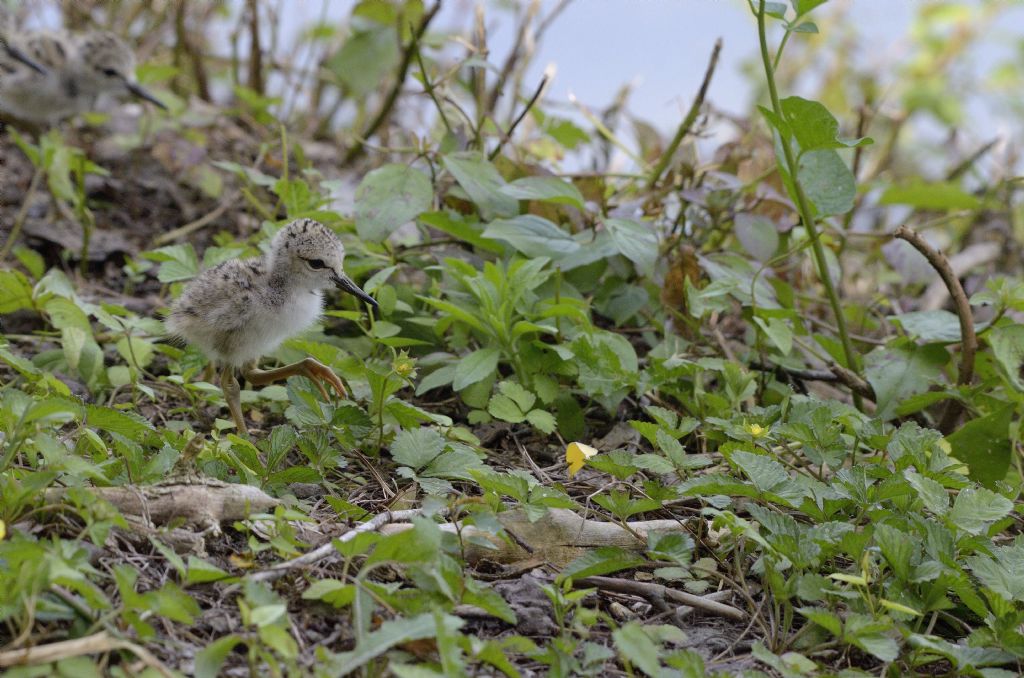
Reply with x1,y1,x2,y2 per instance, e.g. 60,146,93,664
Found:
241,357,347,401
219,366,247,433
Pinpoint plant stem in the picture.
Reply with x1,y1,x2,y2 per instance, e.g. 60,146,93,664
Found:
756,0,863,411
0,165,44,262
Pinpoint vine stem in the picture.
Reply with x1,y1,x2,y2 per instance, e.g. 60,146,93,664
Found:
756,0,863,411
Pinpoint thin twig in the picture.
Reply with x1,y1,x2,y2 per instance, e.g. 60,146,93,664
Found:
247,508,441,582
343,1,441,165
151,191,240,247
0,631,173,677
893,225,977,433
0,164,44,262
485,0,540,116
647,38,722,190
413,37,453,137
488,73,549,161
577,576,747,622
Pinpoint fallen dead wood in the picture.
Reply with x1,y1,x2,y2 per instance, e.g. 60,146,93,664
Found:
0,631,172,676
380,508,697,567
577,576,746,622
43,480,279,528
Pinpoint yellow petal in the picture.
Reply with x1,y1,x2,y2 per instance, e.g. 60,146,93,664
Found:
566,442,599,478
0,519,5,541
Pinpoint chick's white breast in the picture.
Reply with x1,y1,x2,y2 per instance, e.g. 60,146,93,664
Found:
167,258,324,367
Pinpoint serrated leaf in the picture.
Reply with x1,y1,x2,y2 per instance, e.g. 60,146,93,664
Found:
605,218,658,276
948,486,1013,535
497,380,536,412
989,324,1024,390
525,409,556,434
488,394,525,423
390,427,446,470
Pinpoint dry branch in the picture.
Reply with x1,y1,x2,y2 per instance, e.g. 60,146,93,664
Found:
893,225,978,433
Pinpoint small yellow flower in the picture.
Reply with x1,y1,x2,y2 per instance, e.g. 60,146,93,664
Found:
566,442,599,477
392,351,417,379
745,422,767,438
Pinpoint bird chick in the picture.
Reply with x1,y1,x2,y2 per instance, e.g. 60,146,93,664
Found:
0,28,165,126
166,218,378,433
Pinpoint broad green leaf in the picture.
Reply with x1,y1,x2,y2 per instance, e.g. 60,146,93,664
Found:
605,218,658,276
390,427,446,469
326,613,463,675
354,164,433,241
879,181,981,210
864,344,948,420
965,539,1024,603
729,450,789,493
500,176,584,209
753,316,793,355
327,25,400,97
452,347,501,391
948,486,1013,535
946,405,1014,486
0,270,34,313
795,0,828,14
559,546,646,581
798,148,855,216
525,409,556,434
781,97,871,151
422,447,486,481
989,324,1024,390
144,244,200,283
890,310,964,344
442,152,519,220
873,524,913,582
418,211,504,253
497,381,535,412
195,634,244,678
613,622,662,677
734,213,779,262
186,557,231,585
85,405,154,438
482,215,579,259
904,470,949,515
489,394,526,423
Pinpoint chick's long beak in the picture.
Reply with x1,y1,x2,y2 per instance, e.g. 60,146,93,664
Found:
125,79,168,110
3,40,46,74
332,272,379,310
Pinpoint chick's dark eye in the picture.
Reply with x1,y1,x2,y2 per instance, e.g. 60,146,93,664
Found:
306,258,326,270
101,68,118,78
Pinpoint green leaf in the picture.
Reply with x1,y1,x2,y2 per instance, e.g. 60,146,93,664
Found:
144,244,200,283
605,218,658,276
442,152,519,220
418,211,504,254
874,524,913,582
326,613,463,675
186,557,231,585
798,148,855,216
500,176,584,209
904,470,949,515
879,180,981,210
488,394,526,423
354,164,433,241
781,97,871,151
482,215,580,259
613,622,663,677
497,381,535,412
83,405,152,439
946,405,1014,486
729,451,789,493
390,427,446,470
452,347,500,390
795,0,829,15
734,213,779,262
965,539,1024,603
948,486,1013,535
525,409,557,434
890,310,964,344
0,270,35,313
195,634,244,678
989,324,1024,390
559,546,646,582
327,25,400,97
864,344,948,420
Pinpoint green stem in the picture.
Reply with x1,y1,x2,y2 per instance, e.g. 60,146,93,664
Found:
756,0,863,411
